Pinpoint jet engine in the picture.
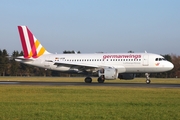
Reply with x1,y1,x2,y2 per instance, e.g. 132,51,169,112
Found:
118,73,135,80
98,68,118,80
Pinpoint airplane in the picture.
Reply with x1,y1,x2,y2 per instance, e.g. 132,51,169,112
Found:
15,26,174,84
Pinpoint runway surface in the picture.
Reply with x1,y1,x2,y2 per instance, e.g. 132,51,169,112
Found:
0,81,180,88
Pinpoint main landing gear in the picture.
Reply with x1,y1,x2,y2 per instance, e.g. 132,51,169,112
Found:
84,76,105,83
145,73,151,84
84,77,92,83
97,75,105,83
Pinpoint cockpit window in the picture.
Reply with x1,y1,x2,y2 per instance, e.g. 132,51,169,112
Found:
155,58,167,61
162,58,166,61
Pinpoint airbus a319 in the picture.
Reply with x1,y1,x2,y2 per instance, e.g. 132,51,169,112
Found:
15,26,174,84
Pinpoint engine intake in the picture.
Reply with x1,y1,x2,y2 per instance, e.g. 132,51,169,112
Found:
98,68,118,80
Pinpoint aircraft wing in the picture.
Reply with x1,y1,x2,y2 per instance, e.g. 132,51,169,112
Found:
54,61,126,73
54,62,99,68
54,61,111,70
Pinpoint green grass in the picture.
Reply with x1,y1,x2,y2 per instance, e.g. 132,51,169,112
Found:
0,85,180,120
0,77,180,120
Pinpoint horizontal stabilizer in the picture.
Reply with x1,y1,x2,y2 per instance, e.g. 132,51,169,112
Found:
15,56,34,62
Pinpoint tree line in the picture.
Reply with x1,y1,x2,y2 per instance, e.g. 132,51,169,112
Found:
0,49,180,78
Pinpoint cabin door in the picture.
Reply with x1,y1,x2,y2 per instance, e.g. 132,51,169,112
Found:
143,55,149,66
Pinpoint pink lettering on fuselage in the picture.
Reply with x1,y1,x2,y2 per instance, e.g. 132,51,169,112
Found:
103,54,141,59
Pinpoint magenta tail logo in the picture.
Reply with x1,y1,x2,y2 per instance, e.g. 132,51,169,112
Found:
18,26,46,58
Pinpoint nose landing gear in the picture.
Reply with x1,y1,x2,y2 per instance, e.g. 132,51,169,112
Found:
145,73,151,84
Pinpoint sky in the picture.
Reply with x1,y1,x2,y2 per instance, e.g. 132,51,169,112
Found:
0,0,180,55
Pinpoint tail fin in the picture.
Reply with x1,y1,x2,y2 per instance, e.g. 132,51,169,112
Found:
17,26,50,58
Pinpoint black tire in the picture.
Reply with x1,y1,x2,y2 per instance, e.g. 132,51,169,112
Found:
84,77,92,83
146,79,151,84
97,77,104,83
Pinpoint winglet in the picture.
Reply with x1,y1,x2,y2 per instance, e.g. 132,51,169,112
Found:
17,26,50,58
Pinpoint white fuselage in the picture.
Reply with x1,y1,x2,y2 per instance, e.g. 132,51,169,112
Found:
17,53,174,74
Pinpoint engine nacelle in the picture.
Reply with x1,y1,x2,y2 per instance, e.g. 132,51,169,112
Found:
98,68,118,80
118,73,135,80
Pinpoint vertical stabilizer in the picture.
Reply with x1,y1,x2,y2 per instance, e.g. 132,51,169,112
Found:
18,26,50,58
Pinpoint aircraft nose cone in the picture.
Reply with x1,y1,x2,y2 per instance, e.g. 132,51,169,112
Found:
167,62,174,71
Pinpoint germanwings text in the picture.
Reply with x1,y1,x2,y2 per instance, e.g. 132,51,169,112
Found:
103,54,141,59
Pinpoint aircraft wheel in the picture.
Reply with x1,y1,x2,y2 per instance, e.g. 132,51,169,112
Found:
97,77,104,83
84,77,92,83
146,79,151,84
